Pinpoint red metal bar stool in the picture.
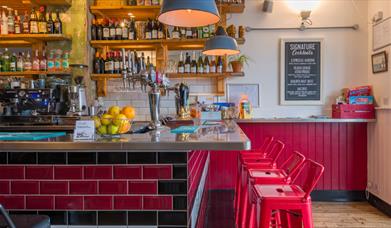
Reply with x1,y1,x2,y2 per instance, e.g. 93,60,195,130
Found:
234,136,274,211
235,140,285,226
238,151,306,228
248,160,324,228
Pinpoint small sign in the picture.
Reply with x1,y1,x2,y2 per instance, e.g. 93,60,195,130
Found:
200,111,221,121
73,120,95,140
280,38,323,105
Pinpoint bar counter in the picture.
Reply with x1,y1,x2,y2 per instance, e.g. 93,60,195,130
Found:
0,120,249,228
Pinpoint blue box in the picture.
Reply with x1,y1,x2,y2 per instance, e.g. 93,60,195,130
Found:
349,96,374,105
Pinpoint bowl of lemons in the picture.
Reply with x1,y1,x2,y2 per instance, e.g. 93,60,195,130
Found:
93,105,136,137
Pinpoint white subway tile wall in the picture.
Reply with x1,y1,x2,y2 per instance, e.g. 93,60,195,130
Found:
101,79,221,121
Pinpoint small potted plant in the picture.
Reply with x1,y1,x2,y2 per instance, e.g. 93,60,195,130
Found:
229,54,250,73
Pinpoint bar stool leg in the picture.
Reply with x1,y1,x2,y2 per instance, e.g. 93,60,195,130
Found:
302,204,314,228
249,203,257,228
259,204,272,228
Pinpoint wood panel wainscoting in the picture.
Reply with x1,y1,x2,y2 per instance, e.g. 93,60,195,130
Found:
209,122,368,201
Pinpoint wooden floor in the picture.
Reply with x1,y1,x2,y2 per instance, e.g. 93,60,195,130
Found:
313,202,391,227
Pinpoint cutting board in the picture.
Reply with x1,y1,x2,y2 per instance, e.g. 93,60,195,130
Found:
0,132,66,141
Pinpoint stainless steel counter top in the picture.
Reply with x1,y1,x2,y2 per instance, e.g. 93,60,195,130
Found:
236,118,376,123
0,121,250,152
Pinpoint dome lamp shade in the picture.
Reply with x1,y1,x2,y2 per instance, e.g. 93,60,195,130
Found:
158,0,220,27
202,26,240,56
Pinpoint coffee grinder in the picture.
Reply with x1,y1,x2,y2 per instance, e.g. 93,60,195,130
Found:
67,64,88,116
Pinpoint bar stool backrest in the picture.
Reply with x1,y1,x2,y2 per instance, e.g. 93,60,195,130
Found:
292,159,325,200
258,136,274,153
264,140,285,164
280,151,306,180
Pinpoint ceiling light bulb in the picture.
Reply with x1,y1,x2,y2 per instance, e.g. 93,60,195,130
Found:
187,9,192,13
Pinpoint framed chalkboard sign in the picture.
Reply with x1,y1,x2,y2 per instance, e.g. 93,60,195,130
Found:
280,38,324,105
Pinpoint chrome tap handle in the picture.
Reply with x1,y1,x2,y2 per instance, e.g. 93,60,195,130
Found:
121,49,128,89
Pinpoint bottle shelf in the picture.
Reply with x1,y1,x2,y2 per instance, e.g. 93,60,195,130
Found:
0,70,72,77
90,38,245,50
0,0,71,12
90,3,244,19
0,34,71,46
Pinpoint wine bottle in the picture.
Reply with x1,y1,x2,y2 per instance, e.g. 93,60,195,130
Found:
172,26,180,39
178,51,184,73
197,54,204,74
128,18,135,40
109,19,116,40
217,56,223,73
93,51,101,74
114,51,120,74
115,19,122,40
38,6,47,34
29,8,39,34
152,19,158,39
53,10,62,34
47,11,54,34
10,53,17,72
102,19,110,40
157,21,164,39
184,52,191,73
121,20,128,40
145,18,152,40
186,27,192,39
96,19,103,40
210,56,216,73
105,52,114,74
91,18,97,40
203,56,210,74
191,51,197,74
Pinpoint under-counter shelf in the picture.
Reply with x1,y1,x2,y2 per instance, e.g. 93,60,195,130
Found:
90,38,245,50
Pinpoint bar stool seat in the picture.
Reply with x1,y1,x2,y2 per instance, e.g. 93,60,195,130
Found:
254,184,305,199
0,215,50,228
249,169,287,179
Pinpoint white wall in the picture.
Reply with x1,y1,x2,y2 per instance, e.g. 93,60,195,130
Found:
367,0,391,204
227,0,369,117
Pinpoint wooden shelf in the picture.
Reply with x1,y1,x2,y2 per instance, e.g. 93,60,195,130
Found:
90,3,244,19
91,74,121,80
0,0,71,12
0,71,72,77
0,34,71,46
90,38,245,50
90,5,160,20
168,72,244,79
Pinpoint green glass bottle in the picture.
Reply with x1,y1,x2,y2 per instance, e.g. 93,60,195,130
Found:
10,52,17,72
2,48,11,72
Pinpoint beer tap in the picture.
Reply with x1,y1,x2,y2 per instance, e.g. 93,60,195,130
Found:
121,49,128,89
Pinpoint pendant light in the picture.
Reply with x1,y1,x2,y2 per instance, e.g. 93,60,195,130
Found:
203,25,240,56
158,0,220,27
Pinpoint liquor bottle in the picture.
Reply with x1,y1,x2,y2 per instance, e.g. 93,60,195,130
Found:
202,26,210,38
96,19,103,40
190,51,197,74
29,8,39,34
7,9,15,34
62,50,69,70
10,52,17,72
91,18,97,40
54,49,63,71
24,51,32,71
46,11,54,34
152,19,158,39
197,54,204,74
172,26,180,39
145,18,152,40
121,20,128,40
1,9,8,34
184,52,191,73
109,19,116,40
115,20,122,40
105,52,113,74
32,50,40,71
102,19,110,40
203,56,210,74
114,51,120,74
217,56,223,73
47,50,55,71
22,11,29,34
40,49,47,71
186,27,192,39
210,56,216,73
53,10,62,34
14,10,21,34
2,48,10,72
38,6,47,34
157,21,164,39
128,18,135,40
16,52,24,72
94,51,102,74
178,51,184,73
